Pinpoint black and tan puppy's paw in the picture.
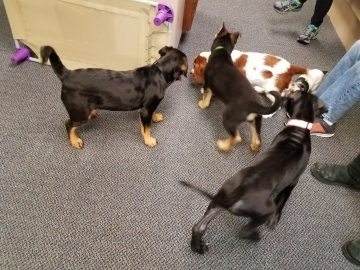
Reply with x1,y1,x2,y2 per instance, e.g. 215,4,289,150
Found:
152,112,164,123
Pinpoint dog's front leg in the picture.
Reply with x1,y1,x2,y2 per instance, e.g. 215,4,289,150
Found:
140,111,157,147
191,202,222,254
140,99,161,147
152,112,164,123
198,88,213,109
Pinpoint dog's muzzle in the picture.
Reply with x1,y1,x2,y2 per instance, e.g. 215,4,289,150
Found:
284,76,310,96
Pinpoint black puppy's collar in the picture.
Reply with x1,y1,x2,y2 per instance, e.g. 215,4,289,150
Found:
285,119,313,130
212,46,226,52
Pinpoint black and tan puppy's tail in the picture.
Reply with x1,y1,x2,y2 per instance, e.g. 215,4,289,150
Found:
257,90,282,115
40,46,68,80
179,181,214,200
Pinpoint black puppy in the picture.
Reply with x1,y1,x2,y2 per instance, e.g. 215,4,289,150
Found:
198,23,281,152
181,89,326,254
41,46,188,149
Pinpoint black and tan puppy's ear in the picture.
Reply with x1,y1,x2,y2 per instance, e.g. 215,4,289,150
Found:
230,32,240,46
216,22,228,37
159,46,173,56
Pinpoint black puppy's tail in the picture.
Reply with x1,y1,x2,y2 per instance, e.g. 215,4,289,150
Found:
179,181,214,200
40,46,68,80
256,90,282,115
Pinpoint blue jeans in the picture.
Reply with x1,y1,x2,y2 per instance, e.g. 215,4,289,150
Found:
315,40,360,123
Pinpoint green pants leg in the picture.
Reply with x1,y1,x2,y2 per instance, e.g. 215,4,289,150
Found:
348,153,360,181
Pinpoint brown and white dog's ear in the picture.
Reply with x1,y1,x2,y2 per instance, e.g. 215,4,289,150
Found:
230,32,240,46
159,46,173,56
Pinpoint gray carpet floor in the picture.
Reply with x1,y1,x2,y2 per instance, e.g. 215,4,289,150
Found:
1,0,360,269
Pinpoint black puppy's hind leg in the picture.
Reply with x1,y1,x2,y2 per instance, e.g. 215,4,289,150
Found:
88,109,97,119
62,96,89,149
191,202,223,254
217,106,242,152
238,195,275,240
65,118,88,149
267,185,295,229
248,114,262,152
239,214,271,241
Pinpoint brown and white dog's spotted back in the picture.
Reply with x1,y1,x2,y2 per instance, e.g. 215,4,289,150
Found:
190,50,324,95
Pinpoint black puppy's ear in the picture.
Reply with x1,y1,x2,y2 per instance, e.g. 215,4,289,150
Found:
159,46,173,56
230,32,240,46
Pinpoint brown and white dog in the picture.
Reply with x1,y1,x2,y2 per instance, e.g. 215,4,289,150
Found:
190,50,324,106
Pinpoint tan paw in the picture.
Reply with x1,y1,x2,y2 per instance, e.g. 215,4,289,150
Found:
145,137,158,147
198,100,209,109
217,139,232,152
250,143,261,152
152,112,164,123
70,137,84,149
234,134,242,144
89,110,97,119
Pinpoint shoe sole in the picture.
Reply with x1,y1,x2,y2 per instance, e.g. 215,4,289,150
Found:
310,166,360,191
342,243,360,266
297,39,310,45
273,7,302,14
297,36,318,45
310,132,334,138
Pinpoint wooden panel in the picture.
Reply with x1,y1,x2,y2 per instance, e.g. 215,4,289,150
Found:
329,0,360,50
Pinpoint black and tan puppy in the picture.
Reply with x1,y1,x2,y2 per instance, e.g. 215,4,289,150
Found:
41,46,188,149
181,89,326,254
199,24,281,152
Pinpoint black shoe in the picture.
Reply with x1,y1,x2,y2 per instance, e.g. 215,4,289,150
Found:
342,240,360,266
310,163,360,190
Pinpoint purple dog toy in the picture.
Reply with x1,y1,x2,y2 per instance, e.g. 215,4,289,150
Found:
153,3,174,26
11,47,31,64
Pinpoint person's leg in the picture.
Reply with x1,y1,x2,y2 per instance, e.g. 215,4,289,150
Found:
348,154,360,181
297,0,333,44
273,0,306,14
316,62,360,123
310,153,360,189
316,40,360,97
310,0,333,27
311,41,360,137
